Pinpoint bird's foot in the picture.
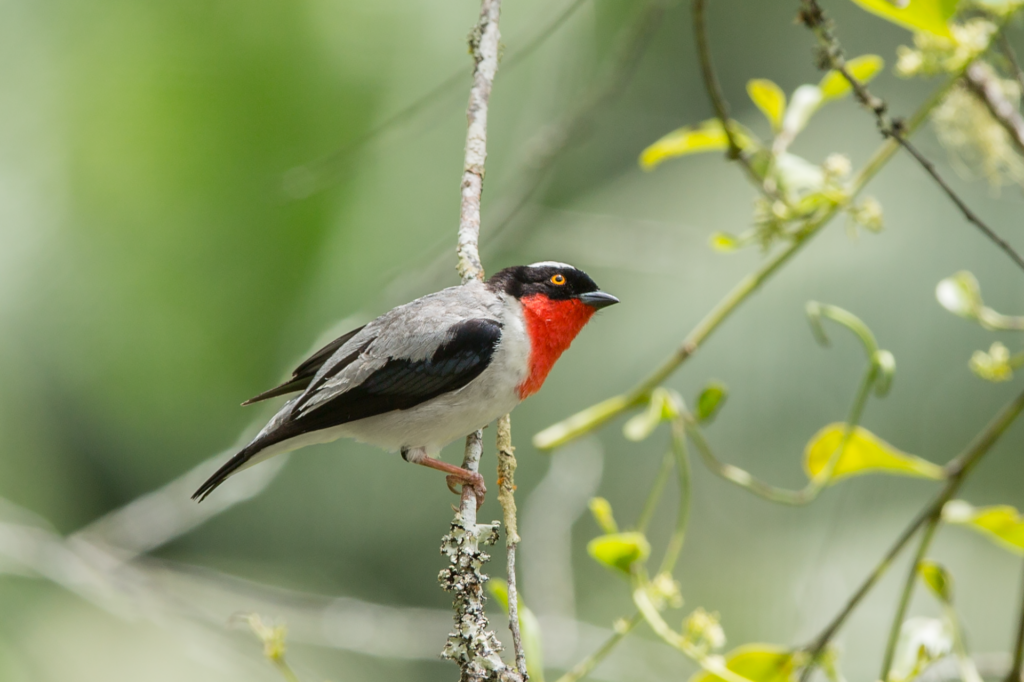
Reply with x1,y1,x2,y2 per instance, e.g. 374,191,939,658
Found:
413,454,487,509
445,471,486,510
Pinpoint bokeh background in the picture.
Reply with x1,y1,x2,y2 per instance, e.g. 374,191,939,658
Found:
1,0,1023,680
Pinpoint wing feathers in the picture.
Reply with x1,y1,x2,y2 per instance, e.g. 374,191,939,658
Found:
242,324,367,405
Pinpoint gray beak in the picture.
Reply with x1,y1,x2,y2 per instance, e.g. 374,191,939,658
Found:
576,291,619,309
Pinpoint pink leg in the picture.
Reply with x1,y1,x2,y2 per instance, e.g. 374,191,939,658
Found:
416,455,486,509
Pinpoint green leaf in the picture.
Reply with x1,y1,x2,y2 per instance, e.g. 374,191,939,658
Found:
696,382,728,423
588,497,618,534
639,119,756,170
819,55,885,101
587,532,650,573
623,387,678,441
918,560,953,603
488,583,546,682
847,0,958,37
689,645,798,682
747,79,787,131
804,423,944,483
943,500,1024,554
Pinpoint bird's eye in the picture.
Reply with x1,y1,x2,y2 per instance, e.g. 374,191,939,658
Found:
550,274,566,285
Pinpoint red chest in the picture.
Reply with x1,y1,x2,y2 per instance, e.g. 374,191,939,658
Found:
517,295,595,399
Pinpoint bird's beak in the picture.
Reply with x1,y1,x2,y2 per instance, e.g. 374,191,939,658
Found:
576,291,619,309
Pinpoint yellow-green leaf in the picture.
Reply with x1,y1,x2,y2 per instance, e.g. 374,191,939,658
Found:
943,500,1024,554
588,497,618,534
918,560,953,603
804,423,944,483
689,645,797,682
697,381,728,423
819,55,885,101
747,79,786,131
639,120,755,170
587,532,650,573
709,232,741,252
847,0,957,38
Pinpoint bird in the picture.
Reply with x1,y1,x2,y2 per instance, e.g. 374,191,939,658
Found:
192,262,618,506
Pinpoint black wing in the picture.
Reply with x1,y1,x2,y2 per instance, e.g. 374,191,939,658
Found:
193,318,501,502
242,325,367,405
291,317,502,432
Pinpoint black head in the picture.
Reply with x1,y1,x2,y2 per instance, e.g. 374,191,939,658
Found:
487,262,619,308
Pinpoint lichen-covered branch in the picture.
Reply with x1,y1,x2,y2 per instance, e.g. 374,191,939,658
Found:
496,414,527,678
443,2,525,680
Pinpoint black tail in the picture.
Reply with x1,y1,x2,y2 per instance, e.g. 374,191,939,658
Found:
192,441,265,502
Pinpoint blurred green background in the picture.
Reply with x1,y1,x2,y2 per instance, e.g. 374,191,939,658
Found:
1,0,1023,680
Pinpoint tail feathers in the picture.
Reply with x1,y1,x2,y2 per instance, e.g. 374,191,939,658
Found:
192,442,264,502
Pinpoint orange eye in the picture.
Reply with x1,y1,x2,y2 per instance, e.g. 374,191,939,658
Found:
550,274,566,285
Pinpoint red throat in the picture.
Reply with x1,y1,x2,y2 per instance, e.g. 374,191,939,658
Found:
517,294,596,399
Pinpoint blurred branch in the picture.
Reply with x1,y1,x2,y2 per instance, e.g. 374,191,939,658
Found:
879,513,943,682
0,495,680,681
692,0,780,199
1008,561,1024,682
282,0,592,199
445,2,525,680
553,613,642,682
800,385,1024,681
799,0,1024,274
964,62,1024,155
75,445,287,558
1001,33,1024,96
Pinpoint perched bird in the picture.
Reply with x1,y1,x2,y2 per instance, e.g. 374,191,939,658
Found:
192,262,618,505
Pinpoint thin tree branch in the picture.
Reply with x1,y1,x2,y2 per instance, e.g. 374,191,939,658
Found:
497,414,527,678
964,62,1024,155
879,513,943,681
443,3,524,680
692,0,782,199
1007,560,1024,682
800,385,1024,681
799,0,1024,274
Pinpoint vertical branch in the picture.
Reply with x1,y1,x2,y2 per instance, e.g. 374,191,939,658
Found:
497,414,527,678
456,0,501,285
442,2,524,681
1007,560,1024,682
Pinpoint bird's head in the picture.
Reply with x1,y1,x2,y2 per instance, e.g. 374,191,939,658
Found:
487,261,619,310
489,262,618,398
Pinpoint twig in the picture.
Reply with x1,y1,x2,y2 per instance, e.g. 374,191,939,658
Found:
879,513,943,681
894,131,1024,272
553,613,643,682
658,418,692,575
1007,561,1024,682
692,0,781,198
964,62,1024,155
799,385,1024,681
799,0,1024,274
497,414,528,678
